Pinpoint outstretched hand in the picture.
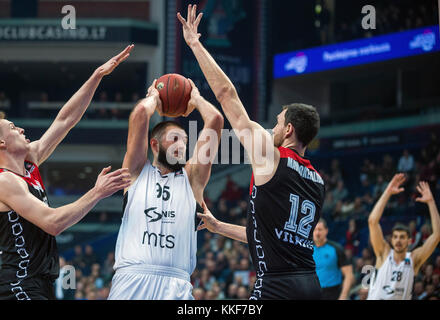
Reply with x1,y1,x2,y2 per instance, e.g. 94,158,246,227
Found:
416,181,434,204
177,4,203,47
96,44,134,77
385,173,406,196
94,166,131,199
197,202,219,233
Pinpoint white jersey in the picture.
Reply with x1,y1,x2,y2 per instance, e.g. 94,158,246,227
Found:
113,162,198,276
367,250,414,300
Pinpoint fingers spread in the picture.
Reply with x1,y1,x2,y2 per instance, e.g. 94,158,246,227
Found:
177,12,186,25
195,12,203,27
100,166,112,176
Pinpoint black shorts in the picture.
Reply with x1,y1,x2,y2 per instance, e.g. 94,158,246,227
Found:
250,271,322,300
321,285,342,300
0,277,56,300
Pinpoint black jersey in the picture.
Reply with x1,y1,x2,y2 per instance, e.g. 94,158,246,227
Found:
246,147,325,279
0,161,59,298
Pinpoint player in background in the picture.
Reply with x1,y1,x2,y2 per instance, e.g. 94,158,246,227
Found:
179,4,324,299
367,174,440,300
0,46,133,300
108,78,223,300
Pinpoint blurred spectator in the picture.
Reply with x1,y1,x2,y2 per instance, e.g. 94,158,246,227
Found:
236,286,249,300
412,281,425,300
97,91,109,118
434,256,440,275
333,180,348,203
372,175,388,199
102,251,115,283
398,149,415,173
220,176,243,203
0,91,11,109
408,220,423,251
193,287,206,300
345,219,360,255
226,283,238,299
72,245,86,271
83,245,98,275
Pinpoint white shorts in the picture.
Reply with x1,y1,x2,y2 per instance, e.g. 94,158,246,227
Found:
108,264,194,300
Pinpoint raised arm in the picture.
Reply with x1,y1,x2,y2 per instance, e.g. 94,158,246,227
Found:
197,203,247,243
368,174,406,264
0,167,130,236
184,79,223,204
412,182,440,273
178,5,278,181
122,80,161,190
28,45,134,166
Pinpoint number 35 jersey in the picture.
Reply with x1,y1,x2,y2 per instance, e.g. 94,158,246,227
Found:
113,162,198,276
247,147,325,275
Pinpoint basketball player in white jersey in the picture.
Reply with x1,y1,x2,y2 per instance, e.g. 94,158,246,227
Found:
367,174,440,300
107,79,223,300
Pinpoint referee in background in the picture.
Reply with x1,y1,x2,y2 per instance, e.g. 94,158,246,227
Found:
313,219,354,300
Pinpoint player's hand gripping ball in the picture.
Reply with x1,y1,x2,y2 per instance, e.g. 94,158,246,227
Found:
155,73,192,117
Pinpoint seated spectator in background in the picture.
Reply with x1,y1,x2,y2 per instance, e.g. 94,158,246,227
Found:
378,154,395,181
101,251,115,283
233,258,251,287
110,92,124,120
373,175,388,199
345,219,360,255
83,245,98,275
333,180,348,203
422,284,436,300
398,149,415,173
0,91,10,108
97,91,109,118
427,133,439,160
193,287,206,300
329,159,343,189
434,256,440,275
358,175,373,198
423,264,434,286
412,281,425,300
72,245,86,271
432,273,440,292
226,283,238,299
409,220,423,251
236,286,249,300
220,175,243,204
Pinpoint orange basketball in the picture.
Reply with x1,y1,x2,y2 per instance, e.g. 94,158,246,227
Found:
155,73,192,117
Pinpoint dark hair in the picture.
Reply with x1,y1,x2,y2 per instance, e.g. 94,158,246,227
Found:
318,218,328,229
392,223,410,237
150,121,185,141
282,103,320,147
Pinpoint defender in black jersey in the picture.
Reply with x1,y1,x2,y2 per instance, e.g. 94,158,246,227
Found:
0,46,133,300
180,5,324,299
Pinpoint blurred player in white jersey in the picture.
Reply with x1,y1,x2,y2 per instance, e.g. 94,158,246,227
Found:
368,175,440,300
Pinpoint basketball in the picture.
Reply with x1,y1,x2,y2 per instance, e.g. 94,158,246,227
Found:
155,73,192,117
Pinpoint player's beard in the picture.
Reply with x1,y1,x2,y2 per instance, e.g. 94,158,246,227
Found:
393,243,408,254
273,132,283,148
158,144,186,172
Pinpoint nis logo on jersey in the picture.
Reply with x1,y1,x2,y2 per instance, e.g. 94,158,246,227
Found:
144,207,176,224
